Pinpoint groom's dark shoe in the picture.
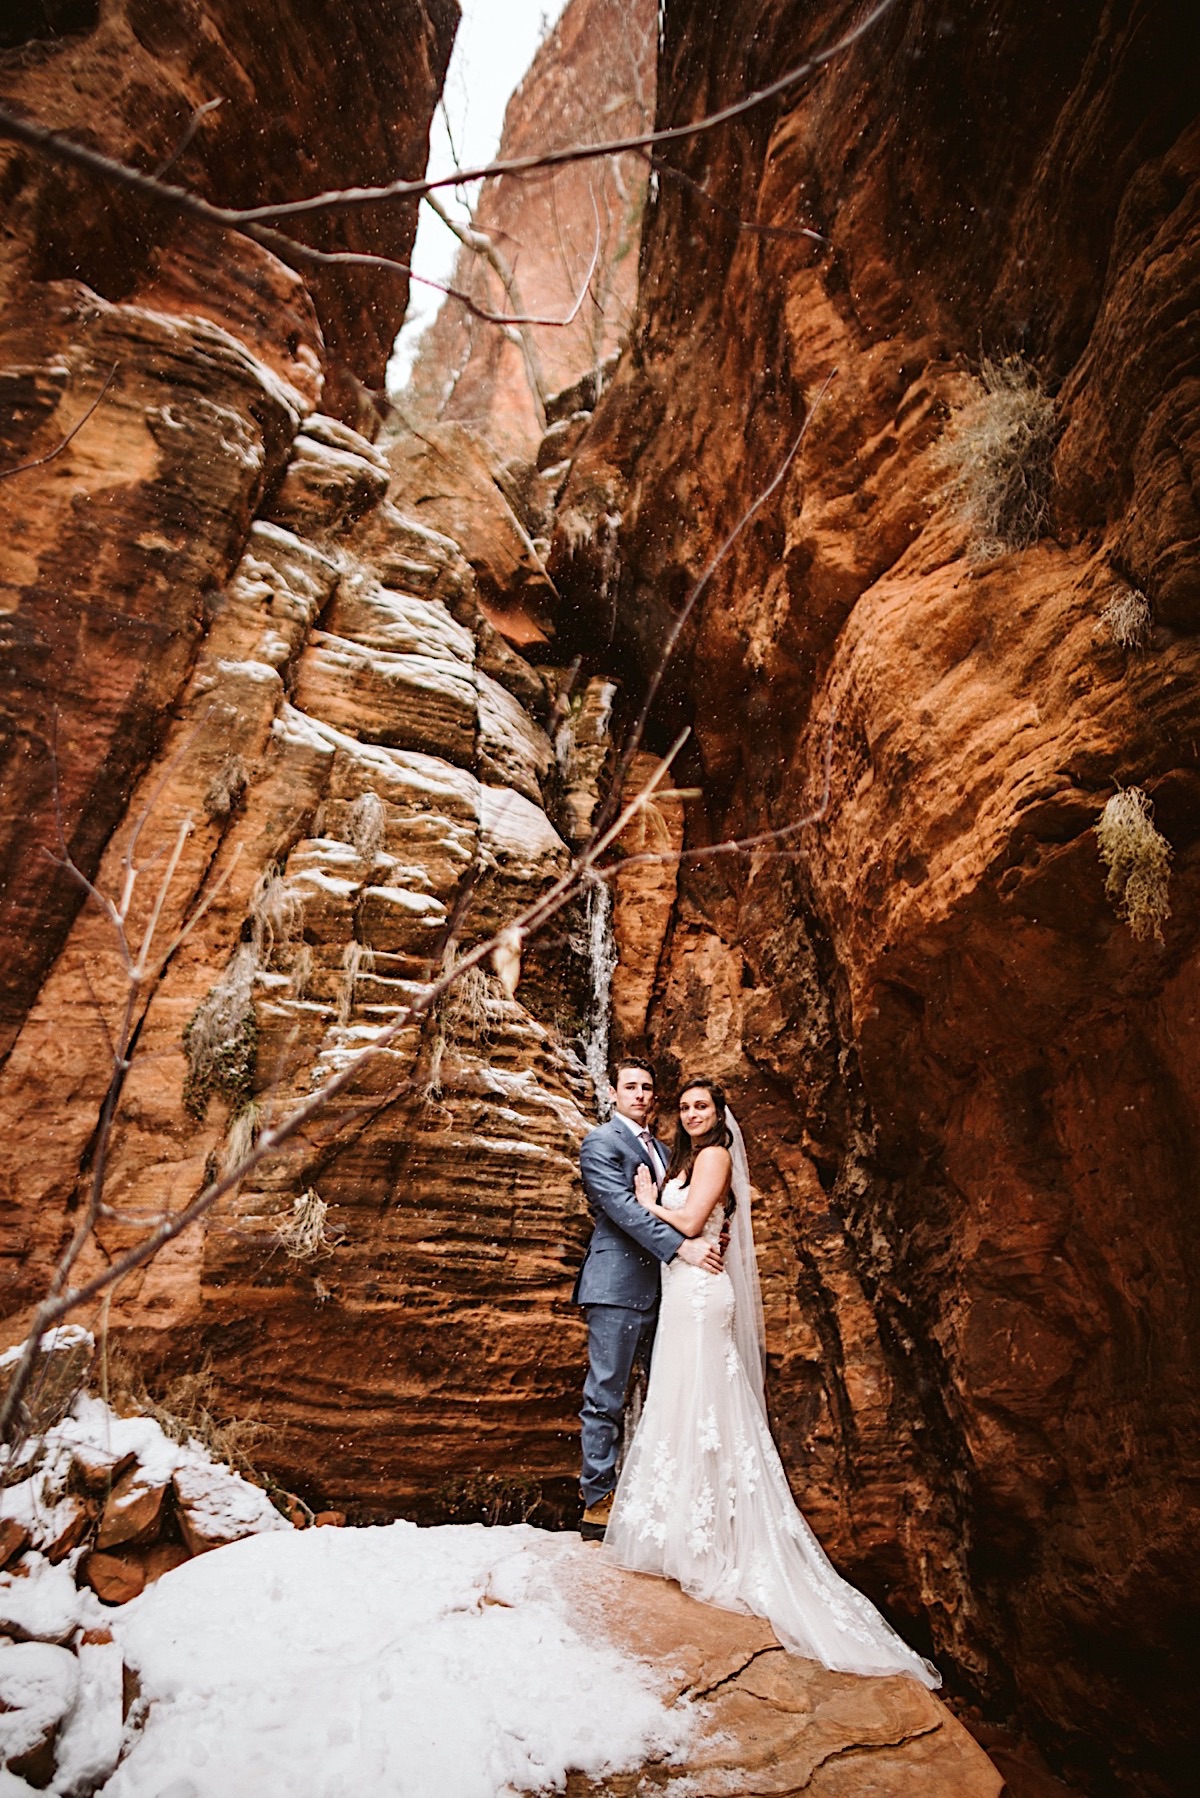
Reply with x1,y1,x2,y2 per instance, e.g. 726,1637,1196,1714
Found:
579,1490,615,1542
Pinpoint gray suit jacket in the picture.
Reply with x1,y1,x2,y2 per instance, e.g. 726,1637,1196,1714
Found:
573,1117,683,1311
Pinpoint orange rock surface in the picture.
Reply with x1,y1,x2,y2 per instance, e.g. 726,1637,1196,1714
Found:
405,0,656,461
549,1,1200,1787
0,2,1195,1790
537,1536,1002,1796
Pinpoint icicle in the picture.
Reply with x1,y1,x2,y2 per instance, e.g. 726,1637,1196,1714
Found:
581,870,617,1117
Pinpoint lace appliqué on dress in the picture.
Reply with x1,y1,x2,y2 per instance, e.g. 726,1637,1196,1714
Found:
604,1171,941,1689
698,1406,721,1454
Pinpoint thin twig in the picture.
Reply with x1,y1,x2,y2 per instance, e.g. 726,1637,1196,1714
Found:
596,368,838,839
426,184,602,329
147,0,904,224
0,0,898,252
0,364,118,483
610,709,838,871
644,153,829,244
153,98,223,180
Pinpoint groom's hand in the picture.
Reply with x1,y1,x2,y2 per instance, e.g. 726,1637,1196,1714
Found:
677,1238,722,1275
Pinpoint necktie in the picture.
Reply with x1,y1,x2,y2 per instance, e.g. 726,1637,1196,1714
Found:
639,1131,660,1178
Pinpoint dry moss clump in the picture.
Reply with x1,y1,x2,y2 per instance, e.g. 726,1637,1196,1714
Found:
182,944,258,1118
1101,582,1154,650
104,1349,272,1482
937,354,1057,558
1096,787,1172,943
275,1187,330,1262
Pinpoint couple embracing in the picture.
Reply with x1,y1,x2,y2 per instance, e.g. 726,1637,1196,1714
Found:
573,1057,939,1687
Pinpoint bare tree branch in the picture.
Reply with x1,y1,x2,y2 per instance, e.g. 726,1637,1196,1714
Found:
424,189,549,418
613,707,838,871
0,0,897,243
644,153,829,244
595,367,838,841
0,363,118,483
167,0,904,224
153,97,224,180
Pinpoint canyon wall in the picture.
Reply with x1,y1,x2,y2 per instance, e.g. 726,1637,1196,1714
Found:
0,1,655,1538
549,0,1199,1790
0,0,458,1064
402,0,655,461
1,1,1196,1792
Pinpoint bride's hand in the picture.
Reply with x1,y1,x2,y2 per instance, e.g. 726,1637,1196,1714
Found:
634,1164,657,1210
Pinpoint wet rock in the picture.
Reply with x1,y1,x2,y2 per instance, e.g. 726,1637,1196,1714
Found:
68,1444,137,1499
385,422,557,639
81,1550,147,1608
0,1522,30,1572
536,411,592,472
41,1499,97,1568
0,1640,80,1787
94,1469,170,1553
610,752,686,1049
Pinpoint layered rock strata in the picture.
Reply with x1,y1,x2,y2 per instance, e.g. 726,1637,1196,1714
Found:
0,2,615,1527
0,403,605,1519
0,0,457,1060
403,0,656,460
548,0,1200,1788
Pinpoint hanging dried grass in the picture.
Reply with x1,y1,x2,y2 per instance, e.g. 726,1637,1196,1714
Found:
1100,582,1154,651
1096,787,1172,942
275,1188,330,1262
936,355,1057,558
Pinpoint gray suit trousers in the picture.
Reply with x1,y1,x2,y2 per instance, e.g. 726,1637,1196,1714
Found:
580,1303,657,1505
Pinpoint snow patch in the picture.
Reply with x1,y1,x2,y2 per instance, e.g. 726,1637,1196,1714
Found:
107,1524,691,1797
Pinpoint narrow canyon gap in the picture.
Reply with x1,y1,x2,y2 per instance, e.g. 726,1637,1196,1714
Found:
1,2,1197,1792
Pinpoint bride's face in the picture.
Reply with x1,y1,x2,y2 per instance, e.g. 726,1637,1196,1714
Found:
679,1086,717,1138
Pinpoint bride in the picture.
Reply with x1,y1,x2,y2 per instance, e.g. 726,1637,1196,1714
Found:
604,1076,939,1688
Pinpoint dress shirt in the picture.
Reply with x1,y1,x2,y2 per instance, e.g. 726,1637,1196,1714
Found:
613,1107,666,1181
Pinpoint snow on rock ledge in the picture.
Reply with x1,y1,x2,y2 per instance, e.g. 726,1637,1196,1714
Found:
105,1525,689,1798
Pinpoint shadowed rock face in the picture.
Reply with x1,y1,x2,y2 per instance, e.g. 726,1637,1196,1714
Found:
0,0,456,1058
0,0,457,401
0,1,1195,1790
552,0,1199,1788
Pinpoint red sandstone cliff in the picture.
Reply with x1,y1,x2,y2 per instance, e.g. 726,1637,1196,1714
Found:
401,0,655,460
0,2,609,1531
0,0,458,1063
0,2,1196,1792
550,1,1199,1789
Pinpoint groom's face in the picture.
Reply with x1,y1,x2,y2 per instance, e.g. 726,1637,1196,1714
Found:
612,1067,655,1127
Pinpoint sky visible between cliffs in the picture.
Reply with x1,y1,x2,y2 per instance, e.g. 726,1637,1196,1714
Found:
388,0,571,391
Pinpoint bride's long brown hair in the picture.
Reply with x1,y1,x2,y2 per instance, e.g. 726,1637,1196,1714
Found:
665,1076,736,1212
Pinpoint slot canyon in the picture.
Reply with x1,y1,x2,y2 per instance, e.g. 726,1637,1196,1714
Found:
1,1,1196,1791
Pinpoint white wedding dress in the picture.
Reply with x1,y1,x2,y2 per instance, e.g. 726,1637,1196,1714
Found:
605,1134,939,1688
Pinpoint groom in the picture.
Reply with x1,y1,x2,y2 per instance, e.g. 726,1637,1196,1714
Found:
573,1056,722,1540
